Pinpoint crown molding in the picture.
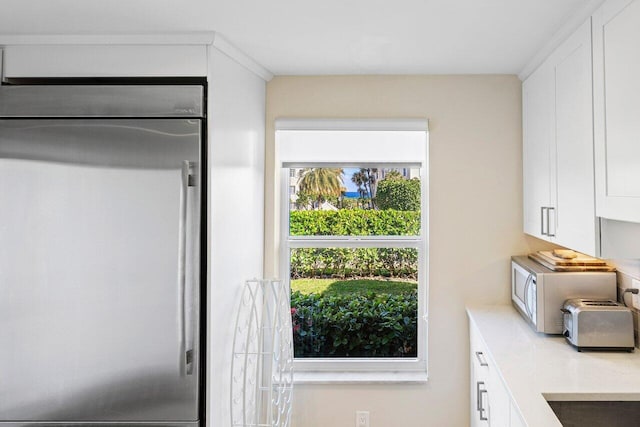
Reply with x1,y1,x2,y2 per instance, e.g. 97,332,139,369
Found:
519,0,605,80
0,33,216,46
211,33,273,81
0,32,273,81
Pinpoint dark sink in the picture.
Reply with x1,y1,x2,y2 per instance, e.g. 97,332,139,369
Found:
547,400,640,427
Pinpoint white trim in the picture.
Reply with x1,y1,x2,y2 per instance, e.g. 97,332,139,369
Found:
0,32,274,82
283,163,429,377
275,118,428,131
288,237,421,249
518,0,605,80
294,370,429,384
211,33,274,82
283,161,421,169
292,351,427,374
0,33,216,46
2,44,208,78
276,121,430,380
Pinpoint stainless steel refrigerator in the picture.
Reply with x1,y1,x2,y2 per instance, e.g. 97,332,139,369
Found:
0,83,205,427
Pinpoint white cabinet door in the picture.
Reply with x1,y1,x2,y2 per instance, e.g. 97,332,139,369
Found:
470,364,490,427
470,322,515,427
488,367,511,427
522,59,554,240
522,17,599,255
470,325,490,427
551,19,598,255
593,0,640,223
510,402,527,427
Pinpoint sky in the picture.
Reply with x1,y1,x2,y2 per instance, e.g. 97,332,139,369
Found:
343,168,360,192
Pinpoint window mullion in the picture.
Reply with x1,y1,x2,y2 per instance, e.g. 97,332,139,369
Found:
288,237,422,249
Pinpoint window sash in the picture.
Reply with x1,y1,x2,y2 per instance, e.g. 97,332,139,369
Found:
283,169,428,374
286,241,427,371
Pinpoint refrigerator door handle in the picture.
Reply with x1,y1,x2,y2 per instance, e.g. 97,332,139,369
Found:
179,160,196,376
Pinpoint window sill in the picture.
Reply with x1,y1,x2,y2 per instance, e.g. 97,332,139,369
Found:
293,370,429,384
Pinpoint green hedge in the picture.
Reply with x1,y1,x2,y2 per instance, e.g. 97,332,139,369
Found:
291,291,418,358
290,209,420,236
289,210,420,279
376,178,421,211
290,248,417,279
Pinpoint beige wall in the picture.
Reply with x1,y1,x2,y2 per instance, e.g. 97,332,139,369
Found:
265,75,555,427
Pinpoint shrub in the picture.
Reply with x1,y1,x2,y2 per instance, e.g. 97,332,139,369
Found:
376,178,421,211
289,209,420,236
291,291,418,358
290,247,417,280
289,210,420,279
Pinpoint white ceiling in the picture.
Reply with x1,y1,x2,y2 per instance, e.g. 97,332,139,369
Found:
0,0,589,75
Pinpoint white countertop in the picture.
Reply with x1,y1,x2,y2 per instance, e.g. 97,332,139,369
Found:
467,305,640,427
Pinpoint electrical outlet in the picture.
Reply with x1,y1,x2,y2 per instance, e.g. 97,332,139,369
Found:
632,279,640,309
356,411,369,427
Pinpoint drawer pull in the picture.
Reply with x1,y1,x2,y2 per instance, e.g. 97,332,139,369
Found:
475,351,489,367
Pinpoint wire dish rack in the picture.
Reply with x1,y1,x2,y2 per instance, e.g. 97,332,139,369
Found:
231,279,294,427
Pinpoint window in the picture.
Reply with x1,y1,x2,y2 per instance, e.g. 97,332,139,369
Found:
276,119,428,381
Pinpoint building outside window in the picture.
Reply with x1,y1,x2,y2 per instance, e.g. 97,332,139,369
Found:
276,119,429,381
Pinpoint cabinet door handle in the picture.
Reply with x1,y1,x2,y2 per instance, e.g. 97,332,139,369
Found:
475,351,489,367
547,207,555,237
479,388,489,421
477,381,489,421
540,206,548,236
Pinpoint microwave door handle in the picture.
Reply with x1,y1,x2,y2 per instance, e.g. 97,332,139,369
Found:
528,274,535,318
523,273,529,316
523,273,533,318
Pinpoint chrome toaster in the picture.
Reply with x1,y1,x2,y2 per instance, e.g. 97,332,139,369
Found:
562,299,635,352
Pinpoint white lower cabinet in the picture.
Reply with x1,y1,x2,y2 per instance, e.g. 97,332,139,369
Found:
510,402,527,427
470,322,524,427
488,366,511,427
470,335,490,426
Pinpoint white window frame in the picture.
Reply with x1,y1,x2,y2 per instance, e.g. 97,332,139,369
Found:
276,118,429,383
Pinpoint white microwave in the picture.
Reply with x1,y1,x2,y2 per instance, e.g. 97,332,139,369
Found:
511,256,617,334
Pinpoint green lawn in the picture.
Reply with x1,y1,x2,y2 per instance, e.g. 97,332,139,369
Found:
291,278,417,296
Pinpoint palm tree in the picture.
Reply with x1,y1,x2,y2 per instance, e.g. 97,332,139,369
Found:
351,168,379,209
297,168,344,209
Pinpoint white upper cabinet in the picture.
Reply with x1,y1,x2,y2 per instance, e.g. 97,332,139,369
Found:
551,19,598,255
522,18,598,256
522,58,554,242
593,0,640,223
